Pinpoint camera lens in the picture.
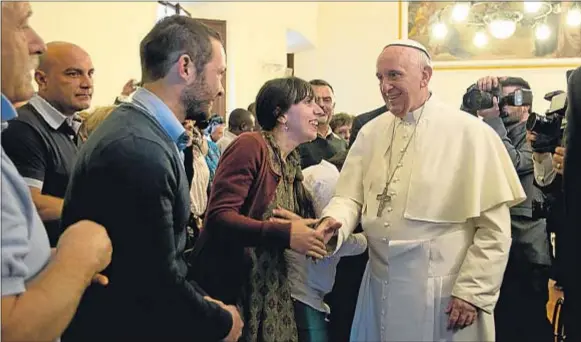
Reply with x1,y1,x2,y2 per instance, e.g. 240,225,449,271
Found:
526,112,538,131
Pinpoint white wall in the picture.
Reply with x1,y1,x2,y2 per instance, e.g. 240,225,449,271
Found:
186,2,319,113
294,2,398,115
294,2,576,116
29,2,158,108
28,1,576,117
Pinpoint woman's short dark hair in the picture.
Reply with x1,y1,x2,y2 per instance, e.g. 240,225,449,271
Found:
255,77,314,131
139,15,222,83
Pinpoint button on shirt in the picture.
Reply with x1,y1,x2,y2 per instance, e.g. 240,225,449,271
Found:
380,111,419,238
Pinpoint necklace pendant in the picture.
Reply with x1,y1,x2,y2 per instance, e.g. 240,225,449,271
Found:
376,186,392,217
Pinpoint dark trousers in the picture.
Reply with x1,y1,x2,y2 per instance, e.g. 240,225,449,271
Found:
293,300,328,342
495,256,553,342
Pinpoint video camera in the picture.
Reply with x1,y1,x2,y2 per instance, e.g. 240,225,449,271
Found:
526,69,573,153
461,82,533,116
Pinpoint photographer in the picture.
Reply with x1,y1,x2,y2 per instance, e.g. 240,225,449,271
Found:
475,76,553,342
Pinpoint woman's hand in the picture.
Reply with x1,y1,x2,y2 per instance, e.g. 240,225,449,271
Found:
269,207,302,223
269,207,327,259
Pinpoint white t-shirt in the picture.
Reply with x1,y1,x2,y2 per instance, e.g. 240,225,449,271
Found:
285,160,367,313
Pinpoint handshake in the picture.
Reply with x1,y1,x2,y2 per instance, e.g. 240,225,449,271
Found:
269,207,342,259
206,208,342,342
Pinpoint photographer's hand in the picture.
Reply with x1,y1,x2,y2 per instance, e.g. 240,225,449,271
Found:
553,147,566,175
477,96,500,119
477,76,507,92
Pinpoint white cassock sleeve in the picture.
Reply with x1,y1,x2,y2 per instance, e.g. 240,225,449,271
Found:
321,128,368,253
451,203,512,314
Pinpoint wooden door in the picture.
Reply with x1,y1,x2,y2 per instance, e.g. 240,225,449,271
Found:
196,18,227,119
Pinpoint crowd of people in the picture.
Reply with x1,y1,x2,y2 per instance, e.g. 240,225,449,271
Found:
2,2,581,342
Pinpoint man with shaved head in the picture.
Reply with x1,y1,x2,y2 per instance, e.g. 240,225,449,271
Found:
316,40,525,341
217,107,255,152
1,2,112,341
2,40,94,246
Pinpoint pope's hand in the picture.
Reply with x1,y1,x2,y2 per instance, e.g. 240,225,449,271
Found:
445,296,478,330
315,217,342,244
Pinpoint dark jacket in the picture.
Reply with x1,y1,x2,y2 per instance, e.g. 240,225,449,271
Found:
60,104,232,341
188,132,292,305
349,105,387,147
563,66,581,339
298,131,347,169
483,117,551,265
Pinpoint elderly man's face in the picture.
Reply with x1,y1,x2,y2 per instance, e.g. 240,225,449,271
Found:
313,85,335,125
1,2,46,103
376,46,431,117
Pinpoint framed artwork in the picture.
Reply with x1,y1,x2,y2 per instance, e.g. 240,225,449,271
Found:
399,1,581,70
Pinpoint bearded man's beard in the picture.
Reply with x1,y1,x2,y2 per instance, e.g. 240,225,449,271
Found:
181,78,212,124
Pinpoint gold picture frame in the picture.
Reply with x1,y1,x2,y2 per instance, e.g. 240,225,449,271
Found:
398,1,581,70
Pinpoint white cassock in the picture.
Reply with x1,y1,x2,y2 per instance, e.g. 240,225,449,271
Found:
321,94,526,342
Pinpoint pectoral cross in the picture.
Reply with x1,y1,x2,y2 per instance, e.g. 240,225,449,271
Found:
376,186,391,217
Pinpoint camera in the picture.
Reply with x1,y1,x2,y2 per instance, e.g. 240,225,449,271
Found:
461,84,533,115
526,91,568,154
526,91,566,135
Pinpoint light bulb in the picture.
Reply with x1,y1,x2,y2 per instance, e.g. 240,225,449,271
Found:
473,32,488,47
488,19,517,39
535,23,551,40
432,22,448,40
567,8,581,27
524,1,543,14
452,3,470,22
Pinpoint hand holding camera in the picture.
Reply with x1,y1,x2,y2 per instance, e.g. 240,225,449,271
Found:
462,76,532,116
474,76,504,118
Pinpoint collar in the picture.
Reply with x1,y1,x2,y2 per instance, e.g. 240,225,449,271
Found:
1,94,17,122
318,125,335,139
131,88,188,150
398,93,432,124
1,94,18,131
223,129,238,140
28,94,79,132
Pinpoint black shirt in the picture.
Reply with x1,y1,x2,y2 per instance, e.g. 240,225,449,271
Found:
298,129,348,169
1,101,78,246
60,104,232,341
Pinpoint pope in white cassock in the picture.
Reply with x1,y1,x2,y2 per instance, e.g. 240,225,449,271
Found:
316,39,526,341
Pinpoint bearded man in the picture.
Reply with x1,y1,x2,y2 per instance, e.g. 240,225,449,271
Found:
59,16,243,342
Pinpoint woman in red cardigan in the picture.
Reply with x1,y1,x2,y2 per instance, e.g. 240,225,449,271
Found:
189,77,339,342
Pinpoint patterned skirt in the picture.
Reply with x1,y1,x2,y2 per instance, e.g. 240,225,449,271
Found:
240,245,298,342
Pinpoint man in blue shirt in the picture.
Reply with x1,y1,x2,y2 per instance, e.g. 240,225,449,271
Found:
1,2,113,341
59,15,243,342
